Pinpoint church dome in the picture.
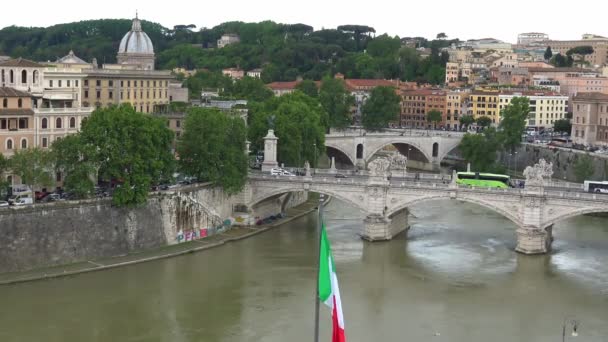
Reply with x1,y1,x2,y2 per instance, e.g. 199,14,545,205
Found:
118,17,154,55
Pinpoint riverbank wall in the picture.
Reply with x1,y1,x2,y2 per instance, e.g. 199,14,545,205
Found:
498,144,608,182
0,184,307,274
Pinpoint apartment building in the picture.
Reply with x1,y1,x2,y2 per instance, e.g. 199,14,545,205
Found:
571,92,608,146
468,90,500,124
499,91,568,129
0,87,34,158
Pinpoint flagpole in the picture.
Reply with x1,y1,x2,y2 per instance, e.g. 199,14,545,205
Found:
314,193,324,342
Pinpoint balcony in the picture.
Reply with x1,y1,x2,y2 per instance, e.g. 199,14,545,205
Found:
34,107,94,115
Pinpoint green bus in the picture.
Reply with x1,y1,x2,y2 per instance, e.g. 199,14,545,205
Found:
456,172,510,189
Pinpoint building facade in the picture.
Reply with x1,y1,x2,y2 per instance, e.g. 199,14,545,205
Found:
0,88,34,157
0,58,44,98
571,92,608,146
217,34,240,48
468,90,500,124
517,33,549,46
545,36,608,67
499,92,568,129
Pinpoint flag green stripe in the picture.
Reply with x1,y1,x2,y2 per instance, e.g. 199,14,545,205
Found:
318,223,333,302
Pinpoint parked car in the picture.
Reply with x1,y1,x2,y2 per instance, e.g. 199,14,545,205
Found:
270,168,284,175
594,188,608,194
0,201,9,208
12,198,33,206
35,191,50,201
281,171,296,177
8,194,32,204
335,173,348,178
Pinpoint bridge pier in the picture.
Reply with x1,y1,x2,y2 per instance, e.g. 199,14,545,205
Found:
362,209,410,241
515,225,553,255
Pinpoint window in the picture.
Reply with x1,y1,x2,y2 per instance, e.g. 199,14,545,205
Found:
21,138,27,149
18,98,22,108
154,81,157,87
2,99,6,108
21,70,27,84
134,91,137,99
33,70,39,84
42,118,48,129
96,80,101,87
176,120,181,128
6,139,13,150
109,80,114,87
50,80,53,87
19,118,27,129
581,130,585,138
69,117,76,128
120,92,123,100
75,80,79,87
147,90,149,98
121,81,124,87
140,91,143,99
85,90,89,98
128,81,131,87
9,70,14,83
0,70,4,83
42,137,48,148
56,117,62,129
109,91,113,99
140,81,143,87
56,172,62,182
96,91,100,99
67,80,71,87
84,80,89,86
58,80,62,87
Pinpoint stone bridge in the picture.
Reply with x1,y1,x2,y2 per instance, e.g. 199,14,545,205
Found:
239,160,608,255
324,128,464,170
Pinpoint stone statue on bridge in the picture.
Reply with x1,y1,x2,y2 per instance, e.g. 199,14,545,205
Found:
389,152,408,171
523,159,554,186
368,157,391,177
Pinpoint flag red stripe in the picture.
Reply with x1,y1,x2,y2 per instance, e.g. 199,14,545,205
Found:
332,296,346,342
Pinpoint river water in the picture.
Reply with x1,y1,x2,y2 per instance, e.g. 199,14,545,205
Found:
0,199,607,342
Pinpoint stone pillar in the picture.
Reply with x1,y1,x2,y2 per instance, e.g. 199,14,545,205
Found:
467,163,471,172
261,129,279,172
515,226,552,254
362,209,409,241
329,157,337,174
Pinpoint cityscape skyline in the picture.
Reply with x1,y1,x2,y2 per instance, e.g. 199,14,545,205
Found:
1,0,607,44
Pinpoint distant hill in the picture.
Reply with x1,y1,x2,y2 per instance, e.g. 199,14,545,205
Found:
0,19,457,84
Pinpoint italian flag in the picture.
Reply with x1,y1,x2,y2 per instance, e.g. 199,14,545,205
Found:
318,223,346,342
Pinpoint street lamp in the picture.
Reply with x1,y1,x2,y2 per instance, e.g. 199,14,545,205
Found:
313,143,317,174
562,318,579,342
514,151,518,175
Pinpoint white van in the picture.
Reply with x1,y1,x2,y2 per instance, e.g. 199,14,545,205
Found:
8,193,33,205
12,197,33,206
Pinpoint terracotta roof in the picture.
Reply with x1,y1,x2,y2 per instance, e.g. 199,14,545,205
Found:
499,90,563,97
527,67,590,73
0,87,31,97
0,108,34,115
401,89,446,96
266,81,299,90
573,92,608,101
0,57,44,68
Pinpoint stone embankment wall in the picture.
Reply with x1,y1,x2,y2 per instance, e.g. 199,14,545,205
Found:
0,184,308,273
499,144,608,181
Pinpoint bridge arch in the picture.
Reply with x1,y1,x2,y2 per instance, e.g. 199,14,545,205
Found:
387,195,523,227
541,207,608,230
248,186,368,214
325,146,356,168
365,140,432,164
324,142,356,166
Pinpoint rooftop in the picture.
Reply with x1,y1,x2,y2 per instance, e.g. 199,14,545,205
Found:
0,58,44,68
527,67,591,73
0,87,31,97
573,92,608,101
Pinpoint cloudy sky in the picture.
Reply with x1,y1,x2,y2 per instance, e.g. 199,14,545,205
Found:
2,0,607,43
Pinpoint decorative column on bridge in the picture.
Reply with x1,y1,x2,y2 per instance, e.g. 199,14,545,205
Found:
516,159,554,254
362,157,409,241
261,129,279,172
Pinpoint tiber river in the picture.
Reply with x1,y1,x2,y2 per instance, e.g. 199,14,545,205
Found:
0,199,607,342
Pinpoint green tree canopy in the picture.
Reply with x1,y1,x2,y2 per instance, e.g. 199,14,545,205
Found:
459,128,502,172
574,154,594,182
248,92,326,167
361,86,400,130
436,33,447,39
550,53,574,67
177,108,248,194
426,110,442,129
476,115,492,128
51,135,97,199
318,77,354,128
544,46,553,61
0,154,9,195
295,79,319,98
553,119,572,134
80,104,175,206
459,115,475,128
499,97,529,152
9,148,54,192
226,76,274,102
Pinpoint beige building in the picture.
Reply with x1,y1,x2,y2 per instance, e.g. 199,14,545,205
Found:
571,92,608,146
446,92,468,129
217,34,240,48
0,58,45,98
545,36,608,67
0,88,34,157
499,91,568,129
222,68,245,79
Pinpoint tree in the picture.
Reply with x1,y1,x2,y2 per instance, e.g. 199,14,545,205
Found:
177,108,248,194
0,154,10,197
361,86,400,130
337,25,376,51
295,79,319,98
476,115,493,128
436,33,447,40
80,105,175,206
499,97,529,152
426,110,442,129
9,148,54,192
52,135,97,199
248,92,326,167
550,53,573,67
553,119,572,134
459,128,502,172
574,154,594,182
459,115,475,129
544,46,553,61
227,76,273,102
318,77,354,128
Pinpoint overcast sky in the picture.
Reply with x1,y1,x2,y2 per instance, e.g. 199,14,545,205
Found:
2,0,607,43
